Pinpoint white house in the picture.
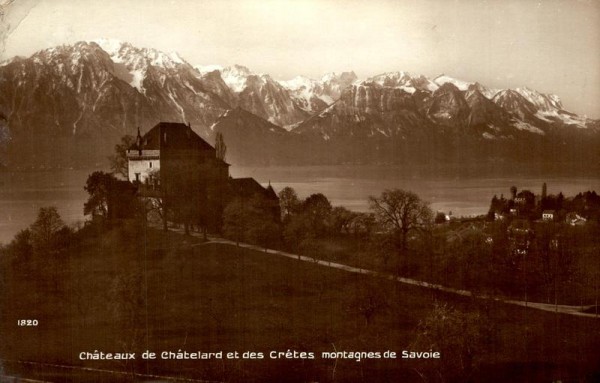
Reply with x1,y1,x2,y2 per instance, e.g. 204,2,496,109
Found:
542,210,555,221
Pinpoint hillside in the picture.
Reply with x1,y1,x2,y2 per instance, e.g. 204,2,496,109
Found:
1,224,599,382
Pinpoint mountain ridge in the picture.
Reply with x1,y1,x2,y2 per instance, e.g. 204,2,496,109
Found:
0,39,597,168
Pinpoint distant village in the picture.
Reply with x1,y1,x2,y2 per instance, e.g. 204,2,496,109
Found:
486,185,599,225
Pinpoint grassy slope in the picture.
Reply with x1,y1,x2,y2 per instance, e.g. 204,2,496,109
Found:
1,224,599,382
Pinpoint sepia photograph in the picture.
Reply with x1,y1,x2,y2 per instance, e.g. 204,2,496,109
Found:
0,0,599,381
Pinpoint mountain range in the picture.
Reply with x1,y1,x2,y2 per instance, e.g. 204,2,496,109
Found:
0,39,597,169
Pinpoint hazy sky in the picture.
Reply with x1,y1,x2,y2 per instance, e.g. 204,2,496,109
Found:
2,0,599,117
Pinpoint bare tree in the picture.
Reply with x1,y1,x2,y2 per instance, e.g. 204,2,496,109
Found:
369,189,433,257
348,280,389,327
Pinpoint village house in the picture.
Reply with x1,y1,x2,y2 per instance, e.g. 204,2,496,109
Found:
542,210,555,221
514,196,527,205
565,212,587,226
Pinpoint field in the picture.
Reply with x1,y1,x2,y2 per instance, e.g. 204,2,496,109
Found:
1,223,599,382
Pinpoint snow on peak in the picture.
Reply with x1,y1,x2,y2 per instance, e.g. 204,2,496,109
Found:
92,38,126,56
220,65,255,92
279,75,332,112
0,56,18,67
511,87,588,128
321,72,339,83
224,64,253,76
91,39,148,93
195,64,224,75
367,71,412,86
433,74,472,91
92,38,186,69
363,72,439,93
279,75,316,91
146,49,186,67
89,39,192,93
515,87,563,112
320,71,358,84
168,51,184,65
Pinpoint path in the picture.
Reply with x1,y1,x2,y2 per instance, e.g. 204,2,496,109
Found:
166,226,599,319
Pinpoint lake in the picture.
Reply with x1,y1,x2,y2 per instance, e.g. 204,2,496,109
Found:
1,166,599,244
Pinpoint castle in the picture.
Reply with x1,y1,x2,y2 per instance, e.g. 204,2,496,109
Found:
127,122,280,228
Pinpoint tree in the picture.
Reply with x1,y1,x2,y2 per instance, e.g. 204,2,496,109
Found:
30,207,66,255
215,131,227,162
109,135,135,179
278,186,301,221
369,189,433,255
348,280,389,327
531,224,578,304
223,195,281,248
510,185,517,200
84,171,138,221
84,171,113,218
542,182,547,200
8,228,33,262
283,212,312,252
302,193,332,236
138,170,168,231
330,206,357,235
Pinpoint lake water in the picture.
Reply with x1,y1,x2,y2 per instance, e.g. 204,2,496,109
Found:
1,166,599,244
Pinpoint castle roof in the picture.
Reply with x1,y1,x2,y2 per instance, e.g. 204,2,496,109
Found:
130,122,216,152
230,177,278,200
265,183,278,200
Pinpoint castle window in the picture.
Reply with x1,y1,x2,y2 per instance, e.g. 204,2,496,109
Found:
135,173,140,182
149,162,152,168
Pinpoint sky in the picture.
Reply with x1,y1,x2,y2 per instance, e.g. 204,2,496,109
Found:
1,0,599,118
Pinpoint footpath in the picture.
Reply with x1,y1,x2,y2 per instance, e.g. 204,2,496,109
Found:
167,226,599,319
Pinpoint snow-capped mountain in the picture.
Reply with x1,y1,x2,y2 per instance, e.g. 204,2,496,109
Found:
294,74,599,164
492,89,540,122
279,71,358,114
93,38,188,93
513,86,587,128
0,39,597,168
193,65,357,129
194,64,312,128
279,75,329,114
433,74,501,99
365,71,438,94
0,40,231,167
